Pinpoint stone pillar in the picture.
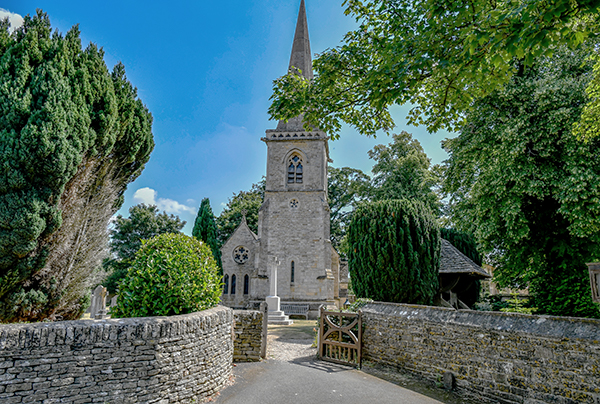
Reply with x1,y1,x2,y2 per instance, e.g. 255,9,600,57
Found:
260,302,268,359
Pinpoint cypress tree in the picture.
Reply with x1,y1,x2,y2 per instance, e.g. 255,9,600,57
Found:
347,199,440,305
193,198,222,270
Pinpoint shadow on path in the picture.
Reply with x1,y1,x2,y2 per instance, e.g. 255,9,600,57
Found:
213,320,476,404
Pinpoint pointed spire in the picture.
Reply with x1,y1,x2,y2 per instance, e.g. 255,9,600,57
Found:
288,0,313,80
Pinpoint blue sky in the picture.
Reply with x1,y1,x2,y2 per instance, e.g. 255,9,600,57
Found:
2,1,455,234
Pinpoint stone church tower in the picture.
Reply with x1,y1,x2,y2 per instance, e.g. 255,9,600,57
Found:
220,0,337,318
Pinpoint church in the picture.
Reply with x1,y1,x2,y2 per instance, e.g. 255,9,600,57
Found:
219,0,342,318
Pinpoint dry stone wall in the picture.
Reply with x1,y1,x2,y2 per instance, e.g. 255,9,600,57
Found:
361,302,600,404
233,310,264,362
0,305,233,404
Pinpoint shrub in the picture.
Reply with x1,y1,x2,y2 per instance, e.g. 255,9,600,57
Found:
347,199,440,305
111,233,221,318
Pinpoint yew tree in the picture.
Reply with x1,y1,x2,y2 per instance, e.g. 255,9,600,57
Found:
443,45,600,318
0,11,153,322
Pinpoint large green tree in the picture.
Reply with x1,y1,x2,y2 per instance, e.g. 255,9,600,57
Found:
192,198,222,270
443,46,600,318
369,131,441,215
347,199,440,304
269,0,599,136
104,204,185,294
216,179,265,244
328,166,371,253
0,12,153,322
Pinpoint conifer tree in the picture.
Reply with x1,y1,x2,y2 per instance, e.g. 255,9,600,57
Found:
0,11,153,322
347,199,440,305
193,198,222,271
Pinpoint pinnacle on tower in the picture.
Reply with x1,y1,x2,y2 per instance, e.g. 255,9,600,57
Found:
288,0,313,80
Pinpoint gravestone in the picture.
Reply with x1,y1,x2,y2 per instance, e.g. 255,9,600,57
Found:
90,285,108,319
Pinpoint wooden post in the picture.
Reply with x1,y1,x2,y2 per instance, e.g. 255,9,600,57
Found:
357,310,363,368
318,305,325,359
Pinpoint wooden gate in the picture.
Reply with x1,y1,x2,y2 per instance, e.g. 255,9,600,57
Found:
318,307,362,368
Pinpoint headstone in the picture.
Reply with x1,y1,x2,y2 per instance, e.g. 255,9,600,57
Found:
91,285,108,320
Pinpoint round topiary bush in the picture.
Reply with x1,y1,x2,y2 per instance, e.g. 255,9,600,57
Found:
111,233,222,318
347,199,440,305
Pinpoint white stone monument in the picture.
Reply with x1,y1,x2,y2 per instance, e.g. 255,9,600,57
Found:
266,256,293,325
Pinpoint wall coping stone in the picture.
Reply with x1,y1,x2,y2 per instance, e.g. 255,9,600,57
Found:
362,301,600,341
0,305,232,349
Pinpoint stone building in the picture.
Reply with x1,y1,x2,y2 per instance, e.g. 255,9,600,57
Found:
220,0,337,318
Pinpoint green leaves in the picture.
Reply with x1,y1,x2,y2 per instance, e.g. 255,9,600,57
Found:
443,45,600,318
111,233,222,318
0,10,153,322
192,198,222,271
269,0,599,136
347,199,440,305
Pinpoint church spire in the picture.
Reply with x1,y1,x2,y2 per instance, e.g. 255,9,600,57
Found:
288,0,313,80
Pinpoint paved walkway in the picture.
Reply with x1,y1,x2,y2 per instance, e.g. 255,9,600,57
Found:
213,321,453,404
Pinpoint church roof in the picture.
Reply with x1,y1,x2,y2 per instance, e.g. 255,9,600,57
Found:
275,0,315,133
439,239,491,279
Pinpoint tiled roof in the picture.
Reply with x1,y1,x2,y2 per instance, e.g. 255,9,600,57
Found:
439,239,491,278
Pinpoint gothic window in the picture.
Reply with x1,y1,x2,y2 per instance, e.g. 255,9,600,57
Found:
291,261,295,283
287,154,303,184
223,275,229,295
231,275,237,295
244,274,249,295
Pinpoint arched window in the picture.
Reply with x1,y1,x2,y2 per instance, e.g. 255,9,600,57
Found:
223,275,229,295
287,155,303,184
291,261,295,283
231,275,237,295
244,274,249,295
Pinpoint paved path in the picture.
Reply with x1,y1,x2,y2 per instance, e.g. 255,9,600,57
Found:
213,321,448,404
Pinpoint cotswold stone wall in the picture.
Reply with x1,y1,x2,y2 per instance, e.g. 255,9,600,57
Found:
233,310,264,362
362,302,600,404
0,305,233,403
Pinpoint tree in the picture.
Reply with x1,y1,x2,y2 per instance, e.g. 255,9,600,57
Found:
111,233,221,318
443,46,600,318
347,199,440,305
0,11,153,322
104,204,185,294
269,0,600,136
216,179,265,244
192,198,222,270
369,131,441,215
328,166,371,253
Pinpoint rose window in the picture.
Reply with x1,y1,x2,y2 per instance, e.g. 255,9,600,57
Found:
233,246,249,264
290,199,299,208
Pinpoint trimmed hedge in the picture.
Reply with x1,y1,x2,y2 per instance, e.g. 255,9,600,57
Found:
111,233,222,318
347,200,440,305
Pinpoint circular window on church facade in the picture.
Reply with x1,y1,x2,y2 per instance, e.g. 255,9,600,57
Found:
290,199,299,208
233,246,249,264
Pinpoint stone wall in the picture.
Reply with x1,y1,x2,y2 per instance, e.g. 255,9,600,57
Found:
361,302,600,404
233,310,265,362
0,305,233,403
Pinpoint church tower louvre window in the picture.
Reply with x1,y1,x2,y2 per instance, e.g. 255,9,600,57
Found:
287,154,303,184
